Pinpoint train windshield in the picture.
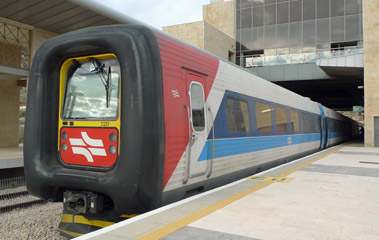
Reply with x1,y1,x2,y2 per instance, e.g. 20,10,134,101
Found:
62,58,120,120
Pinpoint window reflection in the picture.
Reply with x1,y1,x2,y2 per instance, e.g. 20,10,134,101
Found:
303,0,315,21
346,15,360,41
290,1,302,22
331,0,344,17
317,19,330,44
317,0,330,19
63,59,120,119
346,0,360,15
264,4,276,26
277,3,289,24
190,83,205,132
253,6,264,27
331,17,345,42
303,21,315,45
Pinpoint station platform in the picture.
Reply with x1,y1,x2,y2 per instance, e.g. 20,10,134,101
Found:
0,145,23,169
76,141,379,240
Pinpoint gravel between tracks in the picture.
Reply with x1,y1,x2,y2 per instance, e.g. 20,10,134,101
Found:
0,202,66,240
0,186,27,195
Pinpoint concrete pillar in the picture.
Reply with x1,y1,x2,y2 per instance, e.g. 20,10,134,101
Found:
0,79,20,147
363,0,379,147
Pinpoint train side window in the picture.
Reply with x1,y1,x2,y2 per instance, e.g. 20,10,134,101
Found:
275,107,288,132
256,102,272,133
309,114,316,132
290,110,300,132
190,82,205,132
317,116,321,131
329,120,336,132
226,98,250,133
301,113,309,132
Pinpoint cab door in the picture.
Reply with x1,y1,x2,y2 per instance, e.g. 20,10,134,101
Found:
184,71,208,181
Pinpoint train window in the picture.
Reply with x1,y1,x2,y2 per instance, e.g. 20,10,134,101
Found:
301,113,309,132
290,110,300,132
317,116,321,131
275,107,288,132
256,102,272,133
329,120,336,132
309,114,316,132
226,98,250,133
190,83,205,132
62,58,120,119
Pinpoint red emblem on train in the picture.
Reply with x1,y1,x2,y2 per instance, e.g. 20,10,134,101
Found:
60,128,118,168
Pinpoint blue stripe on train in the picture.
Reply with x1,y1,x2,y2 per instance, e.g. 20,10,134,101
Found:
198,132,347,162
198,133,321,162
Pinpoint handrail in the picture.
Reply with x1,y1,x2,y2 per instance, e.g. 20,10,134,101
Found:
206,106,214,178
183,104,191,184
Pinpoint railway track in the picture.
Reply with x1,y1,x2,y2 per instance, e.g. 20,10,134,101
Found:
0,190,29,200
0,177,47,213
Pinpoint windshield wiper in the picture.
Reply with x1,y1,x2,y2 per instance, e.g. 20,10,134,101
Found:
90,58,111,108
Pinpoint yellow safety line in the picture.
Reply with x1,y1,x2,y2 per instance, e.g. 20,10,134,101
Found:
56,228,83,237
61,214,115,228
137,144,348,240
120,214,139,218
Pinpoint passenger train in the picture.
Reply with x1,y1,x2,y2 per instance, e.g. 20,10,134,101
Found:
24,24,358,238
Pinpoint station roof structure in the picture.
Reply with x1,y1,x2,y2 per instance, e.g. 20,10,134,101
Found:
0,0,142,83
0,0,139,34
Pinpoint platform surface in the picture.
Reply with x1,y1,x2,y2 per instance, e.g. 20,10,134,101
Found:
76,141,379,240
0,145,23,169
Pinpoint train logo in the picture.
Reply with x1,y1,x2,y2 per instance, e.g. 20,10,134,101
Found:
60,128,118,167
69,132,107,163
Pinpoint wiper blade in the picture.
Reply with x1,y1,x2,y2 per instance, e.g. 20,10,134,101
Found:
90,58,111,108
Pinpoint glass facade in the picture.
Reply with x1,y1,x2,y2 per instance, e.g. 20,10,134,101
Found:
236,0,363,67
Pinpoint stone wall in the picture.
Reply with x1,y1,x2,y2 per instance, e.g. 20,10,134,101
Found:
363,0,379,147
204,22,235,62
0,80,20,147
203,0,234,39
163,21,235,62
163,22,204,50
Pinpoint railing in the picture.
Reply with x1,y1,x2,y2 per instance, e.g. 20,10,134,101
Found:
0,21,31,70
0,177,25,190
241,46,364,68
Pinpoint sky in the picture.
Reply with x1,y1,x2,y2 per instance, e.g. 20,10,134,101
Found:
92,0,211,30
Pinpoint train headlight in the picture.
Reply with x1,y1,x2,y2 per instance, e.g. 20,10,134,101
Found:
62,131,68,140
109,145,116,155
109,133,117,142
62,143,68,151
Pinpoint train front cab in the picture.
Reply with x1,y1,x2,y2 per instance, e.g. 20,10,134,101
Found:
24,25,166,237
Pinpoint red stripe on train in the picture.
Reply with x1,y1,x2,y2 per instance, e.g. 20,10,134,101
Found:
154,32,220,188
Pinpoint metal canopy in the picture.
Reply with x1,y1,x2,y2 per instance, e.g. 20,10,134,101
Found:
0,0,137,34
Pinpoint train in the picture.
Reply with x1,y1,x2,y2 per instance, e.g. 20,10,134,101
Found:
24,24,358,238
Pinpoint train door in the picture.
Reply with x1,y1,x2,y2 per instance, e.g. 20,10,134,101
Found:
319,115,324,150
323,117,328,148
184,71,209,181
318,104,328,150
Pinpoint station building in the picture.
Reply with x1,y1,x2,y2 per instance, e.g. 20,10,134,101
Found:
163,0,379,147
